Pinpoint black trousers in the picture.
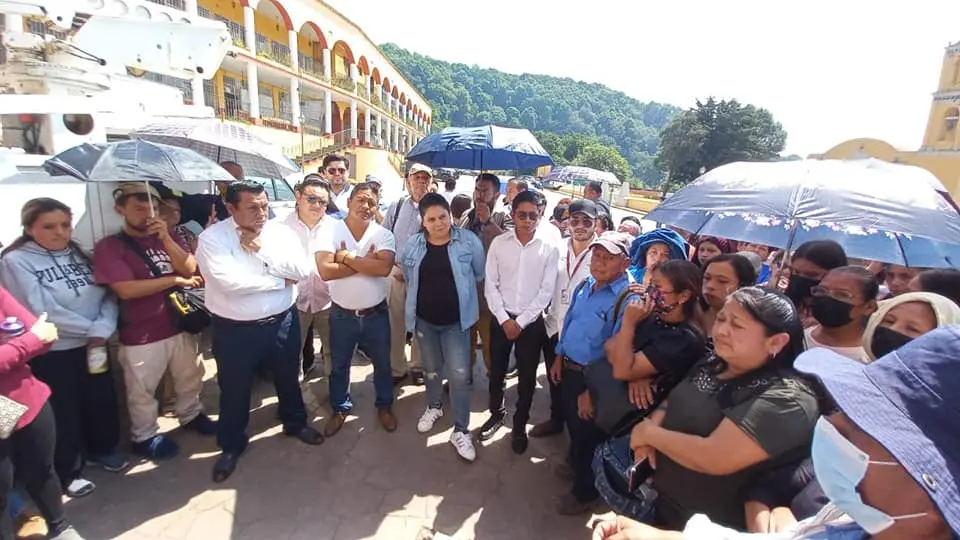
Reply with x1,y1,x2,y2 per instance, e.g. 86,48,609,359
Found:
489,315,546,430
540,333,563,425
302,323,316,373
29,347,121,486
0,403,67,540
561,364,608,503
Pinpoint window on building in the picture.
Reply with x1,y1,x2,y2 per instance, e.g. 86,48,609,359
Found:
941,107,960,141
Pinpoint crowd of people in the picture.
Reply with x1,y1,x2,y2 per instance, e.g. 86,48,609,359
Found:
0,152,958,539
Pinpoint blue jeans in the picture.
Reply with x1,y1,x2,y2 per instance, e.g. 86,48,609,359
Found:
416,318,472,433
329,303,393,412
211,308,307,454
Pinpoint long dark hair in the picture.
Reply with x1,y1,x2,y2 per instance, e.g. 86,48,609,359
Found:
653,260,704,335
1,198,87,260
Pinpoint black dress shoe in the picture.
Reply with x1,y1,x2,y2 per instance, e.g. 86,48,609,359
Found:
505,367,519,380
212,453,240,483
285,426,325,446
410,370,425,386
393,374,408,386
477,414,504,442
512,430,529,455
530,419,564,438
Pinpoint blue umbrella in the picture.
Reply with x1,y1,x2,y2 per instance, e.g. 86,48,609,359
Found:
405,125,554,170
44,140,235,183
648,159,960,267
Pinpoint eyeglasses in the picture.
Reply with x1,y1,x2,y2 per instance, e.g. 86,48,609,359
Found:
810,285,856,303
570,217,594,227
304,196,328,206
514,211,539,221
326,167,346,175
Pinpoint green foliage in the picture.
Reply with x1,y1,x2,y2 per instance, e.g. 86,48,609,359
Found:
380,43,680,186
655,98,788,194
535,131,633,184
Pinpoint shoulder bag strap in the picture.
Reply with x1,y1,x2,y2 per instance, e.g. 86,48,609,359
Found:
116,233,164,279
389,196,407,233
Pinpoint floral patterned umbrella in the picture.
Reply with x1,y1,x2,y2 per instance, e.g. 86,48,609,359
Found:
646,159,960,267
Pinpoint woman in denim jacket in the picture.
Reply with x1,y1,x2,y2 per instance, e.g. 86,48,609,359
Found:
401,193,485,462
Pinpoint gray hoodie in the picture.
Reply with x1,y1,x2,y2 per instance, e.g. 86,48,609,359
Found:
0,241,118,351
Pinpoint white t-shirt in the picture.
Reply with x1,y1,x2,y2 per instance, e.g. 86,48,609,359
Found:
804,326,868,363
316,219,396,310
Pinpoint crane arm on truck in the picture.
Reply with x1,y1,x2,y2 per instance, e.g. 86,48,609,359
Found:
0,0,230,80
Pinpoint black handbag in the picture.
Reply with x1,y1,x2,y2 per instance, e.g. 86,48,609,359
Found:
118,233,211,334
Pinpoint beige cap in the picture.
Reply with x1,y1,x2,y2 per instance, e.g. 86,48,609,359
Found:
407,163,433,177
112,182,160,201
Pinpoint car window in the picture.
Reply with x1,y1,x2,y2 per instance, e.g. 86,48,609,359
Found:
274,178,295,201
246,177,277,201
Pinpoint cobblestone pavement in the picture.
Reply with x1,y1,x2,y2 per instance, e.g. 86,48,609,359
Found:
65,351,610,540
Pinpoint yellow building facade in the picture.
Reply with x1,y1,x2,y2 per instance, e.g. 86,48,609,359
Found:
24,0,431,170
813,40,960,200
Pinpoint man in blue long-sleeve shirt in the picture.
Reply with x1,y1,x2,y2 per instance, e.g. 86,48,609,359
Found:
550,231,637,515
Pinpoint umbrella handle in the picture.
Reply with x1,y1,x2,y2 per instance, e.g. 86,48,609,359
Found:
769,220,798,292
145,180,155,218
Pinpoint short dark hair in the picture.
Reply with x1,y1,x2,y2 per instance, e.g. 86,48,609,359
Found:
530,190,547,209
512,190,538,209
349,181,379,200
321,154,348,170
476,173,500,192
830,265,880,302
225,181,265,205
792,239,848,272
621,216,642,226
297,176,339,213
586,181,603,195
444,179,457,191
917,268,960,306
705,253,757,287
515,179,529,191
418,192,450,217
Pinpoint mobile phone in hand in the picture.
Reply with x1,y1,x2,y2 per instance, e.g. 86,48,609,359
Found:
628,458,654,493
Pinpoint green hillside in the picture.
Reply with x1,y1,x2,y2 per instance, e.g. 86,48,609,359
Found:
380,43,681,184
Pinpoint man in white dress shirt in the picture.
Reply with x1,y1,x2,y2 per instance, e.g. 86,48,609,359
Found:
316,182,399,436
196,182,325,483
531,199,598,439
479,190,560,454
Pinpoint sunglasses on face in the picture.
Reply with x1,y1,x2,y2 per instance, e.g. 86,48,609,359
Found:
515,211,539,222
304,196,329,206
326,167,346,175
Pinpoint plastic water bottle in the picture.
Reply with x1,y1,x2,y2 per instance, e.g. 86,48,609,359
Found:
0,317,25,342
87,346,109,375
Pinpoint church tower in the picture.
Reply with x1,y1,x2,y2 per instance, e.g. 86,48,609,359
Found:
922,40,960,151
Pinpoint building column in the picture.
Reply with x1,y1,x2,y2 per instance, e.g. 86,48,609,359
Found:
363,107,371,146
349,64,358,84
387,120,393,150
322,48,331,80
350,100,358,144
191,77,205,108
184,0,198,15
243,6,255,54
393,123,399,151
246,62,260,120
290,77,301,128
323,91,332,134
287,30,298,70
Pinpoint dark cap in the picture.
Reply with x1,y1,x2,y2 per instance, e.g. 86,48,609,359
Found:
568,199,598,219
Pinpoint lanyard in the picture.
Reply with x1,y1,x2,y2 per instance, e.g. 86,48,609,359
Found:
566,243,589,280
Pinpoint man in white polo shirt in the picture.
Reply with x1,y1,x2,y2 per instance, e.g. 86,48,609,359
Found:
316,181,398,436
196,181,325,483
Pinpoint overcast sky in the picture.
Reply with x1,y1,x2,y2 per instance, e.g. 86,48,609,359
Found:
325,0,959,156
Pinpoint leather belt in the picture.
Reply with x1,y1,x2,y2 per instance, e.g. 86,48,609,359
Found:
214,307,290,326
333,300,387,318
562,357,585,372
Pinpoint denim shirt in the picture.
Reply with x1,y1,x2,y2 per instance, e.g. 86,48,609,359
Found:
401,227,485,333
555,271,637,366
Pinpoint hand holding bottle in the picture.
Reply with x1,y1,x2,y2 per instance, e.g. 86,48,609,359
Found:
29,313,58,344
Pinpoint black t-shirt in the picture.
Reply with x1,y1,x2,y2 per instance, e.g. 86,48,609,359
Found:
632,316,705,396
416,242,460,326
652,360,820,530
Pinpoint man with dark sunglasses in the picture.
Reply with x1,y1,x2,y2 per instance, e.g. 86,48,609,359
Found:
321,154,352,211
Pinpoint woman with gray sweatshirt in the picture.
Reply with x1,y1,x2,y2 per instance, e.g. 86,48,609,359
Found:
0,198,128,499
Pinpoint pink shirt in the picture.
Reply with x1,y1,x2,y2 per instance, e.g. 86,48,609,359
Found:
282,212,331,313
0,287,51,430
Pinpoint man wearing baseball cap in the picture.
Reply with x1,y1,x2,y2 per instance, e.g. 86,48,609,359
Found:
550,231,637,515
594,326,960,538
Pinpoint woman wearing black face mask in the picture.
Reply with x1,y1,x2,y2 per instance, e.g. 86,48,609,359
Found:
862,291,960,361
804,266,879,362
784,240,848,328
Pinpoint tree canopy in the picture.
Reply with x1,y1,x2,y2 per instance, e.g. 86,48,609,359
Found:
380,43,680,185
655,98,788,194
535,131,631,182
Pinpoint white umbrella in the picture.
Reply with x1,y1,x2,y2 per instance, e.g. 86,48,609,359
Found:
130,119,299,179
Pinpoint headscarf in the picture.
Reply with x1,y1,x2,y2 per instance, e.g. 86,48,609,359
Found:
628,228,689,270
862,291,960,361
692,236,733,265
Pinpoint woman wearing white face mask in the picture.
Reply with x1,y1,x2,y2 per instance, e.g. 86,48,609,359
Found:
593,326,960,539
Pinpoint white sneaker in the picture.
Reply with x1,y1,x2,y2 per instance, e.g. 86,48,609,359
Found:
417,407,443,433
450,431,476,462
65,477,96,498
